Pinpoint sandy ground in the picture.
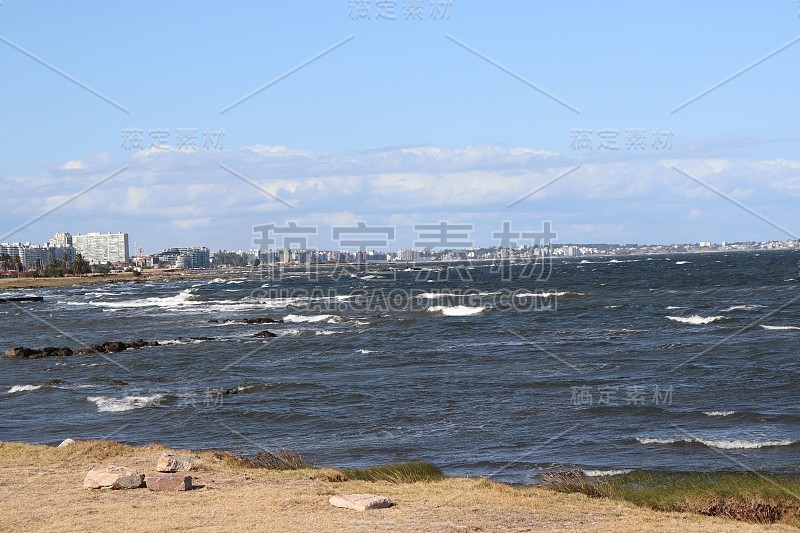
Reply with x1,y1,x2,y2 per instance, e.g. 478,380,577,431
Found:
0,441,794,533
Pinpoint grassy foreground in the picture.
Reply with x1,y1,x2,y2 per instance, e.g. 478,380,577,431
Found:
543,470,800,527
0,441,795,532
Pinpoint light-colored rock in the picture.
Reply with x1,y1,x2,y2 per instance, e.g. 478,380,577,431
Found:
156,453,193,472
57,438,76,448
146,473,192,491
329,494,394,511
83,465,144,489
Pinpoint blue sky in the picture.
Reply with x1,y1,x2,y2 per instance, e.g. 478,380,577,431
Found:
1,1,799,251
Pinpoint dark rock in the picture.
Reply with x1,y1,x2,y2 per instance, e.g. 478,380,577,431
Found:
253,330,277,338
244,317,284,324
4,346,72,359
45,379,64,386
189,337,215,341
107,379,129,386
146,341,160,347
105,342,127,353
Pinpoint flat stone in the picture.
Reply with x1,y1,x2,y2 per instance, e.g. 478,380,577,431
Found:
83,465,144,489
156,453,193,472
57,438,76,448
329,494,394,511
146,473,192,491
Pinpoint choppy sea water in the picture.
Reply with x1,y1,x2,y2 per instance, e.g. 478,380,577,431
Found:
1,251,799,482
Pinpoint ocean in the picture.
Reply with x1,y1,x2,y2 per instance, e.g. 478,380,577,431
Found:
1,250,799,483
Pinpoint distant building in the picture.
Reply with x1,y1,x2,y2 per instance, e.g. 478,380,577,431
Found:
72,232,129,264
0,242,74,270
49,232,72,248
155,246,210,269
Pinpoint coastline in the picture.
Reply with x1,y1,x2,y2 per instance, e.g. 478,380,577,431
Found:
0,440,790,532
0,270,251,291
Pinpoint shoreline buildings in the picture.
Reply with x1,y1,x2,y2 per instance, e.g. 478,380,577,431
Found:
72,232,129,264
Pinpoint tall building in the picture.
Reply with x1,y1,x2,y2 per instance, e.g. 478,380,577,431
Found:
72,232,129,264
49,232,72,248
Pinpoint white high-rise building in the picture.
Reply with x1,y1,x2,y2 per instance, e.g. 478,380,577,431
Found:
72,232,129,264
49,232,72,248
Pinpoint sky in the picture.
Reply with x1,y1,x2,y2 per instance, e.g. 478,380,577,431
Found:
1,1,799,252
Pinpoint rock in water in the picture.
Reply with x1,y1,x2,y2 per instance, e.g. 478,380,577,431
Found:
253,330,277,338
146,473,192,491
83,465,144,489
329,494,394,511
156,453,193,472
57,438,76,448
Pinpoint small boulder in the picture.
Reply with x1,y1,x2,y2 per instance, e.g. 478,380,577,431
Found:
83,465,144,489
253,330,277,338
156,453,193,472
146,473,192,491
329,494,394,511
57,438,76,448
107,379,129,386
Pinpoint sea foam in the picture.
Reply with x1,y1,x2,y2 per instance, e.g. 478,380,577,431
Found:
666,315,726,325
636,437,795,449
7,384,42,393
87,394,165,412
427,305,485,316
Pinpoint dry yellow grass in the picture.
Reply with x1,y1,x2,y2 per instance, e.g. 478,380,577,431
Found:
0,441,795,532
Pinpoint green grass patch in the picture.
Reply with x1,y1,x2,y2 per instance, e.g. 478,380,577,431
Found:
344,461,444,483
541,470,800,525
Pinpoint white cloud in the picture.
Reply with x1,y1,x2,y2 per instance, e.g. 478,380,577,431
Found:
61,160,86,170
4,144,800,248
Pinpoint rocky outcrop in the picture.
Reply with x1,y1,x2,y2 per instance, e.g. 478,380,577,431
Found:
156,453,193,473
81,339,159,355
3,346,73,359
253,330,277,338
244,317,284,324
329,494,394,511
145,473,192,491
83,465,144,489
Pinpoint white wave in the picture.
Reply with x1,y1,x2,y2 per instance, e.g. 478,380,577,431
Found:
87,394,165,413
279,328,302,336
7,384,42,393
417,292,447,300
636,437,795,449
157,338,212,345
703,411,737,417
315,330,336,335
666,306,687,310
427,305,485,316
666,315,726,325
583,469,633,477
514,291,581,298
283,314,341,324
722,304,766,312
84,289,199,309
675,260,691,265
358,349,375,354
761,325,800,331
